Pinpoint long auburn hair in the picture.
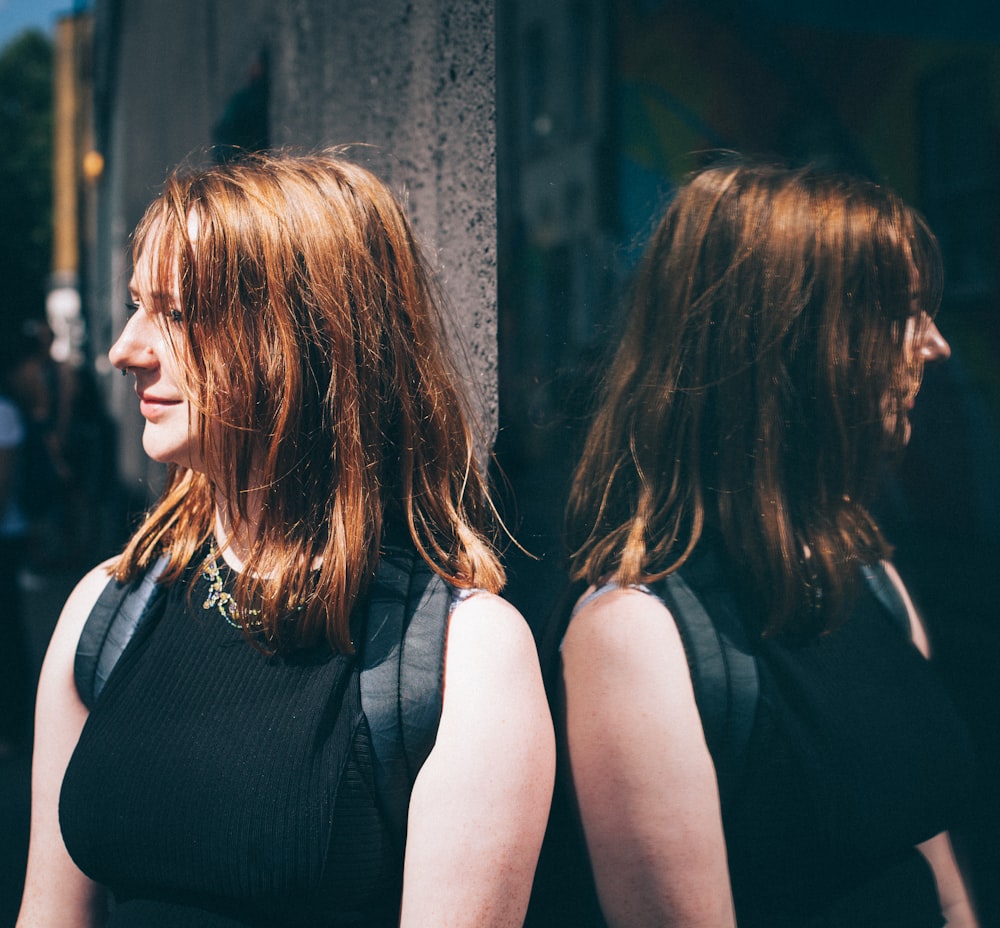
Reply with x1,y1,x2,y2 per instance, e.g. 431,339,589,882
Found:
568,159,943,636
114,149,504,652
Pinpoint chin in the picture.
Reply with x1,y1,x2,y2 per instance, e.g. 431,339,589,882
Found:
141,441,199,470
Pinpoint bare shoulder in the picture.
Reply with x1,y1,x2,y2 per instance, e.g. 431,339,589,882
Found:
562,583,685,678
47,559,118,659
400,591,553,927
17,560,116,925
445,591,540,681
438,590,551,744
36,557,118,716
65,559,118,617
561,581,704,747
560,584,736,926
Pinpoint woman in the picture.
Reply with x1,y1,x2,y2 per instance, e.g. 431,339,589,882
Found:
559,160,978,927
17,150,554,927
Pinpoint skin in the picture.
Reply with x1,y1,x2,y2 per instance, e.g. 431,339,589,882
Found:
561,319,975,928
111,252,201,472
896,313,950,441
18,234,555,926
562,587,737,928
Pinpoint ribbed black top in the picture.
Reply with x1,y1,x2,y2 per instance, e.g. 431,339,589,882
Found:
60,562,401,927
723,575,977,927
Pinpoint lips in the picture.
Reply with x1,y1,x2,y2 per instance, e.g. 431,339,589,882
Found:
138,393,182,419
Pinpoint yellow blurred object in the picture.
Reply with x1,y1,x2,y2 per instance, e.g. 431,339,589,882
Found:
82,150,104,182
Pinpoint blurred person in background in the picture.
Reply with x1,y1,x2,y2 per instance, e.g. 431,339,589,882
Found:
0,328,46,758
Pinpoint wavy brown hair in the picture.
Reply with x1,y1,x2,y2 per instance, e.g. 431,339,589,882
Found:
114,149,504,652
568,159,943,636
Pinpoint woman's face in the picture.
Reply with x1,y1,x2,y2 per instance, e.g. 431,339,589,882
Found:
108,225,203,472
894,311,951,443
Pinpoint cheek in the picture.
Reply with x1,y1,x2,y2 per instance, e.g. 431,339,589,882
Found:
162,337,195,393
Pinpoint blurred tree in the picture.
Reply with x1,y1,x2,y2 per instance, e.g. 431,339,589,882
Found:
0,31,53,334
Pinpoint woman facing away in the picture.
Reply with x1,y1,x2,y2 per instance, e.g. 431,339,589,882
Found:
558,159,979,927
17,150,554,928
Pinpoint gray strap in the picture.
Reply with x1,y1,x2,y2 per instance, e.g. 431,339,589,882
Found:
74,555,170,709
652,553,758,802
358,545,451,846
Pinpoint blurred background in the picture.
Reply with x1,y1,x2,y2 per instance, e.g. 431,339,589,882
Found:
1,0,998,924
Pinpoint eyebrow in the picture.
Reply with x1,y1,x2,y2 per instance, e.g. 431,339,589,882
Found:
126,284,181,307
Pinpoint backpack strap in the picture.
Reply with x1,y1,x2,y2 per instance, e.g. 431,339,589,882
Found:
358,543,453,846
649,550,758,802
74,555,171,710
73,543,452,848
650,556,912,802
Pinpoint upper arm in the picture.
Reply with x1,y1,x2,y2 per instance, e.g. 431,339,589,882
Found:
560,587,736,928
17,562,114,928
918,832,979,927
399,593,555,928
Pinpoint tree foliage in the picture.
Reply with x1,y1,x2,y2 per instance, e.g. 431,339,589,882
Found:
0,30,53,332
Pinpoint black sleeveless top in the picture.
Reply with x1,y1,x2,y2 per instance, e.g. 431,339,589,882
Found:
529,554,978,928
723,574,977,927
60,562,401,927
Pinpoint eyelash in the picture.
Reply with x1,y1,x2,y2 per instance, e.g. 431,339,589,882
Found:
125,301,184,325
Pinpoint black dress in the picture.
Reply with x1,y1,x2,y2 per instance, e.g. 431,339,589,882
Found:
60,562,402,927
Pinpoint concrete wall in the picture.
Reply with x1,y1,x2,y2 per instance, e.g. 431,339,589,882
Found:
92,0,497,493
270,0,499,447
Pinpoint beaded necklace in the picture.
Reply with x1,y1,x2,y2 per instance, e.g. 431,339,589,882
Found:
201,549,263,629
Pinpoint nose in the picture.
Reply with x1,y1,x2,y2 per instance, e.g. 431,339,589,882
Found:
919,319,951,364
109,309,159,373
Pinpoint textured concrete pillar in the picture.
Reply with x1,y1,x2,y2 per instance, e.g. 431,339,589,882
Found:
270,0,499,438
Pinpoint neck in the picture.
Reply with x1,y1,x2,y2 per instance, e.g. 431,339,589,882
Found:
213,486,263,572
212,486,324,574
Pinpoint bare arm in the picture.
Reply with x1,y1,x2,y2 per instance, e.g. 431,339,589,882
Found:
918,832,979,928
561,586,736,928
16,563,114,928
399,593,555,927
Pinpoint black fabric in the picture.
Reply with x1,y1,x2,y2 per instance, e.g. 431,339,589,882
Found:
724,576,975,927
60,562,413,927
73,543,450,854
527,551,977,928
